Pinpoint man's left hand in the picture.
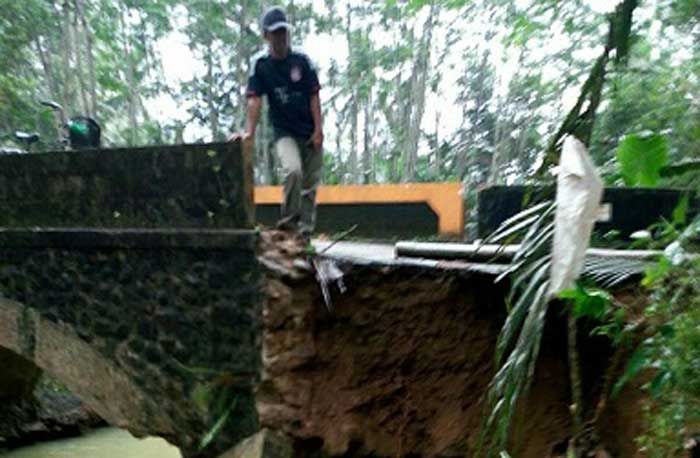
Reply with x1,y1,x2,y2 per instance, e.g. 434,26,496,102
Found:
310,129,324,153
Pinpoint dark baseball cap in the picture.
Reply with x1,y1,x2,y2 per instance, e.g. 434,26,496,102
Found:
262,6,291,32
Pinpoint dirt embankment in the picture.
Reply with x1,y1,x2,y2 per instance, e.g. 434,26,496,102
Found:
258,231,648,457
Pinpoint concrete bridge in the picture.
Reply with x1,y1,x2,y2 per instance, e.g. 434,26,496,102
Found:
0,142,648,458
0,142,262,457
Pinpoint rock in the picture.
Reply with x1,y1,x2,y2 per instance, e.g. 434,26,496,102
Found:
257,231,312,283
292,259,312,272
256,403,302,431
219,429,293,458
258,257,304,281
0,375,105,450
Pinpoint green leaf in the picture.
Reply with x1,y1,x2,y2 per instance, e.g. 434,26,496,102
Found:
672,193,689,226
199,397,237,451
559,284,611,320
649,370,672,398
658,324,675,339
406,0,429,11
613,345,651,398
616,133,669,187
191,382,212,414
642,257,671,287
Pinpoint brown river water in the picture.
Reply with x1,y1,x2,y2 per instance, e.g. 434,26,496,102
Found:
0,428,181,458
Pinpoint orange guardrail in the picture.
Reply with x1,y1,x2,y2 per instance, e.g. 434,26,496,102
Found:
255,182,464,237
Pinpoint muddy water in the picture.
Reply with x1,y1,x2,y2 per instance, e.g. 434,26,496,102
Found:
0,427,181,458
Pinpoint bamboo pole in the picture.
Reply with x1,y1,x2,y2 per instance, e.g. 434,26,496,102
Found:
394,242,698,262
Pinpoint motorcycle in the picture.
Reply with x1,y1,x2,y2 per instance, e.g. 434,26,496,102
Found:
42,100,102,150
0,100,101,155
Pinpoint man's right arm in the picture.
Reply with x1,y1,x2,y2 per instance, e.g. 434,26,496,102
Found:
230,55,265,142
243,96,263,138
228,95,262,142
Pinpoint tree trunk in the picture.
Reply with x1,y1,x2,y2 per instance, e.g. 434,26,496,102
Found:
71,2,90,116
119,5,138,146
514,126,529,161
34,37,60,104
349,93,359,184
345,6,359,184
237,1,249,130
206,48,219,141
488,91,507,185
402,2,436,183
174,121,185,144
286,0,296,24
362,91,373,184
433,109,441,179
381,78,400,183
567,310,584,457
381,20,407,183
455,135,469,182
75,0,97,118
61,1,73,114
536,0,639,178
334,101,347,184
138,94,151,123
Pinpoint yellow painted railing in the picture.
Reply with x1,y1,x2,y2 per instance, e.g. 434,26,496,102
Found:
255,182,464,237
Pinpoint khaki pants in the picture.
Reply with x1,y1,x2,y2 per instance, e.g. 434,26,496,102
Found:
275,136,323,235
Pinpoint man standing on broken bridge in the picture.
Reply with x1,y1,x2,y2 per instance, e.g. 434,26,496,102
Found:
230,6,324,240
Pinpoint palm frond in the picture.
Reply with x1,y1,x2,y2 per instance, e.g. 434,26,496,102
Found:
484,279,551,454
519,222,555,262
483,201,553,244
493,203,556,284
481,194,655,455
485,200,554,242
479,201,557,456
488,214,542,244
506,255,551,305
495,259,551,365
492,223,554,285
514,204,556,259
582,255,649,287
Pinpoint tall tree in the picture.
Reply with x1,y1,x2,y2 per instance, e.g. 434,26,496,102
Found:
402,1,436,182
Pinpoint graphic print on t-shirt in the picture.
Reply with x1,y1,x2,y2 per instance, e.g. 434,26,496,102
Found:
246,50,320,139
274,87,289,104
290,65,302,82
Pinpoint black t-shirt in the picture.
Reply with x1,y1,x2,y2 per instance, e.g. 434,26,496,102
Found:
246,50,320,139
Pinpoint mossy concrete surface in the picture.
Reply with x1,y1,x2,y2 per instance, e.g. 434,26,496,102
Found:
0,142,254,229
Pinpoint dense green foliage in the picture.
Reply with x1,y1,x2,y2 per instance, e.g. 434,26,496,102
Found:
616,133,669,186
0,0,697,187
611,218,700,456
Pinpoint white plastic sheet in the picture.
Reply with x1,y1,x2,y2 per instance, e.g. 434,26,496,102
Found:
549,136,604,296
312,258,346,312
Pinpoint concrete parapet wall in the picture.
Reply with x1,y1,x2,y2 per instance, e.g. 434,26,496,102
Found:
0,141,253,229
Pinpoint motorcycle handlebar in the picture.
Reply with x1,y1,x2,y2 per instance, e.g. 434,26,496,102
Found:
40,100,63,111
